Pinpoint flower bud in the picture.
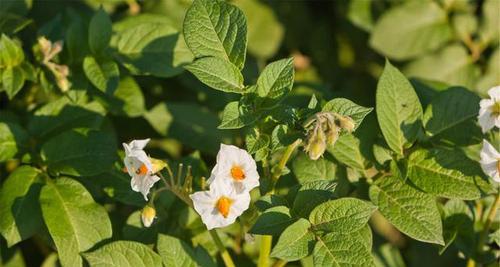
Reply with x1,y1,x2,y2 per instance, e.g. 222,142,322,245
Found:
336,115,355,133
150,158,167,174
141,205,156,227
305,126,327,160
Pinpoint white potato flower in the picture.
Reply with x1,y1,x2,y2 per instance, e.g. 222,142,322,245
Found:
141,206,156,228
478,86,500,133
480,139,500,182
207,144,259,193
123,139,160,200
190,180,250,230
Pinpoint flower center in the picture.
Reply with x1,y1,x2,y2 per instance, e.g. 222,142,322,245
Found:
216,196,233,218
230,166,245,180
491,101,500,116
135,163,149,175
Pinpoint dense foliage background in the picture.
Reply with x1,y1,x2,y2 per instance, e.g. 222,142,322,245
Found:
0,0,499,266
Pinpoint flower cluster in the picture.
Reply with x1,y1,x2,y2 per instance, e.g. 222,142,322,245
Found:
303,112,355,160
478,86,500,183
190,144,259,230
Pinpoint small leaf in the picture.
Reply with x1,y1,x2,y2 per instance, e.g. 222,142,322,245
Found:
249,206,296,236
0,166,44,247
41,129,116,176
83,56,119,94
2,66,25,99
183,0,247,69
185,57,244,93
0,34,24,67
292,180,336,218
309,198,376,234
82,241,162,267
369,175,444,245
270,218,315,261
0,122,28,162
218,101,257,129
157,234,198,267
256,58,294,106
376,60,423,155
407,149,492,200
40,178,112,267
322,98,373,132
88,8,112,54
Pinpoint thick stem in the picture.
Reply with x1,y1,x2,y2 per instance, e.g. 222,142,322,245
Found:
258,139,302,267
272,259,287,267
210,229,236,267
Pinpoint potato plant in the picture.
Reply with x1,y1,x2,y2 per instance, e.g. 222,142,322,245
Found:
0,0,498,267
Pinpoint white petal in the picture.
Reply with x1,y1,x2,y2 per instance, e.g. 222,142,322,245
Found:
481,161,498,180
481,140,500,160
130,174,160,200
129,139,150,150
479,99,494,109
229,192,251,217
487,86,500,101
122,143,131,155
478,111,496,133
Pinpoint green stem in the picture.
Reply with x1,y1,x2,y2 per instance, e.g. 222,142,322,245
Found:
272,259,287,267
210,229,236,267
258,139,302,267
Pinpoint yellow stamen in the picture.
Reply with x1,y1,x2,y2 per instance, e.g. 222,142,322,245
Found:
230,166,245,180
216,196,233,218
136,164,148,175
491,101,500,116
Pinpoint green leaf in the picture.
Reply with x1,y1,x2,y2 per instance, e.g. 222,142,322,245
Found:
476,48,499,93
327,134,366,172
376,60,423,155
423,87,480,136
83,56,119,94
348,0,374,32
0,13,32,35
40,178,112,267
292,180,337,218
369,175,444,245
309,198,376,234
404,45,480,89
407,149,492,200
183,0,247,69
257,58,294,105
87,169,145,207
234,0,284,59
245,129,270,154
369,1,451,60
322,98,373,132
28,98,105,140
490,229,500,247
2,66,25,99
479,0,499,43
0,122,28,162
313,229,375,267
218,101,257,129
0,166,44,247
82,241,162,267
0,34,24,67
157,234,197,267
270,218,315,261
88,8,112,54
292,152,337,183
249,206,295,236
99,76,146,118
113,22,193,77
41,129,116,176
185,57,244,93
122,211,157,244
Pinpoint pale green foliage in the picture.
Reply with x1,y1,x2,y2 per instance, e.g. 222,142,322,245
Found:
157,234,197,267
185,57,244,93
82,241,162,267
83,56,119,94
270,218,315,261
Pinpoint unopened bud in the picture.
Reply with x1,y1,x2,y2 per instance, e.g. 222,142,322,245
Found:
141,206,156,227
150,158,167,174
337,115,355,133
305,126,327,160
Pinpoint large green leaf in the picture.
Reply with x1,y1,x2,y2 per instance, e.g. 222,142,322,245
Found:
87,169,145,207
322,98,373,132
292,180,337,218
423,87,480,136
109,76,145,117
183,0,247,69
88,8,112,55
327,134,366,172
270,218,315,261
83,56,119,94
234,0,283,59
249,206,295,236
157,234,197,267
41,129,116,176
113,22,193,77
0,122,28,162
407,149,491,200
40,178,112,267
309,198,376,234
185,57,244,93
256,58,294,105
376,60,423,155
369,175,444,245
404,45,480,89
370,1,451,60
0,166,44,247
82,241,162,267
313,229,375,267
292,152,337,183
